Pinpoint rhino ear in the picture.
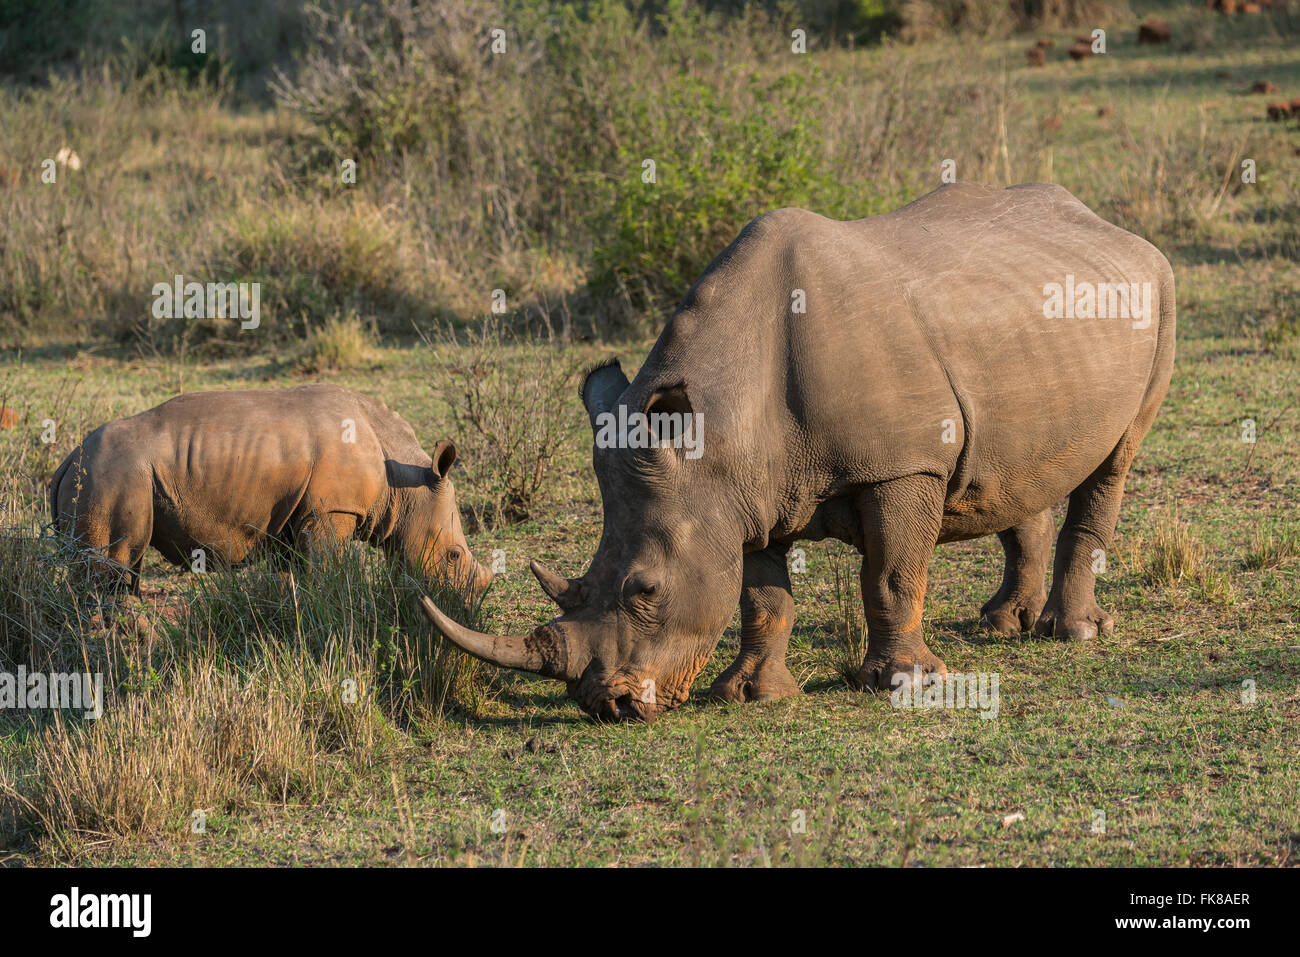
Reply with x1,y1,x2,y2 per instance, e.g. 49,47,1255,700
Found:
430,440,457,481
645,383,693,445
581,359,630,428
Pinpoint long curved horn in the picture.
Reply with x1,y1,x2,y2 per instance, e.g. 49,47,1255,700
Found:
419,596,574,678
530,560,581,611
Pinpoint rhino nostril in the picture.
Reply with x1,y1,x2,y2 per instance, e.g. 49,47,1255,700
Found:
613,694,648,723
741,681,754,702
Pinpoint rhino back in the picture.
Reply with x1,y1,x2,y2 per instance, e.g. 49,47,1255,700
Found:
632,182,1173,538
117,385,399,557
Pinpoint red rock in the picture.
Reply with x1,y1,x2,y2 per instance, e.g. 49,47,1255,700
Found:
1138,18,1170,44
1027,47,1045,67
1251,81,1280,94
1266,102,1290,121
1041,114,1063,131
0,406,16,429
1036,37,1055,49
1068,43,1094,61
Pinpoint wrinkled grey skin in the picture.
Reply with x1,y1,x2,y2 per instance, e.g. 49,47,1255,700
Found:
51,384,493,597
421,182,1175,721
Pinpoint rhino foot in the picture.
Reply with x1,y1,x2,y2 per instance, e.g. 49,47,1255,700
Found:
709,655,801,704
851,645,948,692
979,590,1047,635
1033,601,1114,641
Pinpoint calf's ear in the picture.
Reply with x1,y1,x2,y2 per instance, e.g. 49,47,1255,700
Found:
582,359,630,428
430,440,458,481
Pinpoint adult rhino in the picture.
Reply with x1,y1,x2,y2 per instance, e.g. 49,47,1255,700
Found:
421,182,1175,721
51,384,493,597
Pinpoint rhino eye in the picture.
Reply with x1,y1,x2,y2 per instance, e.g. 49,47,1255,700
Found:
621,576,659,602
446,548,462,563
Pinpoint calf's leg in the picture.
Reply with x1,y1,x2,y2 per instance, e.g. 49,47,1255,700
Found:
296,511,359,561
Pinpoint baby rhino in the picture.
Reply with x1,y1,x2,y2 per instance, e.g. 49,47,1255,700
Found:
50,384,493,597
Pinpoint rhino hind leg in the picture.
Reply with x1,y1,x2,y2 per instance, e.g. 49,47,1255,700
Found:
1034,443,1137,641
851,476,948,691
51,451,149,596
65,503,148,597
980,509,1053,634
709,545,801,704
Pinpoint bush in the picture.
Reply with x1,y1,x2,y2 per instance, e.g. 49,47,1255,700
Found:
300,312,376,372
590,67,856,308
442,321,584,527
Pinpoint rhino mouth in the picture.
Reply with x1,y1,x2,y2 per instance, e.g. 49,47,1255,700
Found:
570,672,666,723
419,560,711,723
582,692,656,724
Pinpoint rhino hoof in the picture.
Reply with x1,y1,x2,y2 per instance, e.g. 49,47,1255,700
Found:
709,659,801,704
851,650,947,692
1033,604,1115,641
979,592,1047,634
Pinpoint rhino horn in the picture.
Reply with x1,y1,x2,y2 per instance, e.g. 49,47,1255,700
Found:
419,596,576,679
529,560,582,611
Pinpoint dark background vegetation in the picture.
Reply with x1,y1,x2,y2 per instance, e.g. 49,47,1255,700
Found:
3,0,1227,353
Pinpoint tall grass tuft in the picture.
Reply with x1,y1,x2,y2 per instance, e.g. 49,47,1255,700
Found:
826,545,868,684
1244,524,1300,571
0,520,494,854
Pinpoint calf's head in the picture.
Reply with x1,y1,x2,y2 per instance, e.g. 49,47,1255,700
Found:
421,361,744,721
398,440,494,601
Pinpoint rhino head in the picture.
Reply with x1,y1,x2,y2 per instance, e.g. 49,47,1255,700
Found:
394,439,495,602
421,361,747,721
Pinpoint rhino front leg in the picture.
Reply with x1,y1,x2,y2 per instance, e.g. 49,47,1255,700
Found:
296,511,358,561
709,544,801,704
852,476,948,691
980,509,1053,634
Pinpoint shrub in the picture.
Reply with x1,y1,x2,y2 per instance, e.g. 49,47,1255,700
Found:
300,311,376,372
1137,512,1209,587
590,68,852,310
442,321,584,528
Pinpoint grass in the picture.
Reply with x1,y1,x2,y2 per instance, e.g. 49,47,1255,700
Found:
1,321,1296,865
0,0,1298,865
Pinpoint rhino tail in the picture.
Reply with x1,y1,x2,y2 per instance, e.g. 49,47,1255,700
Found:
48,451,74,536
